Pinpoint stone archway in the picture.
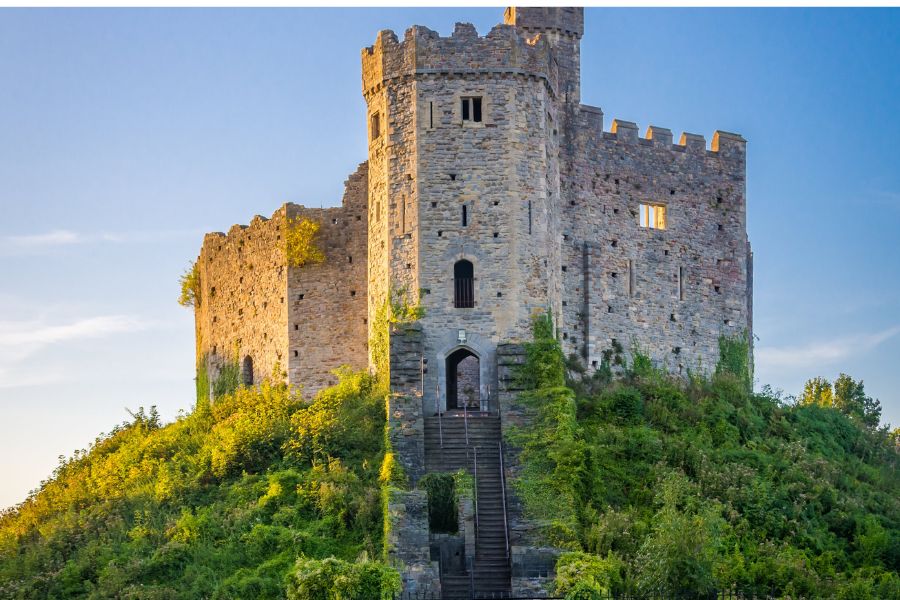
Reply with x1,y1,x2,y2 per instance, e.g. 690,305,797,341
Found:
446,348,480,410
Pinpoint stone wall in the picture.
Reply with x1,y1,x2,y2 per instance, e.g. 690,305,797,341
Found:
559,110,751,374
384,489,441,595
196,163,369,400
286,163,369,396
196,212,288,393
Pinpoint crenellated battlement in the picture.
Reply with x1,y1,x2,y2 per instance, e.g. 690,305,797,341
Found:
361,22,558,98
599,118,746,159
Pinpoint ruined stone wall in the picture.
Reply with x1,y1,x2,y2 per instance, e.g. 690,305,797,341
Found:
196,212,288,392
285,163,369,396
559,108,751,373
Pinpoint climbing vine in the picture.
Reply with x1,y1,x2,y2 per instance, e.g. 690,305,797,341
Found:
370,285,424,386
283,216,325,268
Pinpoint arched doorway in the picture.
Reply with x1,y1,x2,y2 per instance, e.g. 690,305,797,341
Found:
446,347,480,411
241,356,254,386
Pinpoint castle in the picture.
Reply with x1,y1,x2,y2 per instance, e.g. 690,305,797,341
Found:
192,7,751,596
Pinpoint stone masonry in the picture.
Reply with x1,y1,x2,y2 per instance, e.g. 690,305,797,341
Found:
192,6,752,595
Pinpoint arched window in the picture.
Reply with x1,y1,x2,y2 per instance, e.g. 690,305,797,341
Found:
242,356,254,386
454,260,474,308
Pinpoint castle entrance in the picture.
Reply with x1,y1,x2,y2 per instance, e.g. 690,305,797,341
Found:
446,348,480,411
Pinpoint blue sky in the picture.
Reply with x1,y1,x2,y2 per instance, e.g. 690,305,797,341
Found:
1,7,898,509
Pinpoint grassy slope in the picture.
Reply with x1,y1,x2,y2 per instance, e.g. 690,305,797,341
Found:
0,371,386,599
511,318,900,599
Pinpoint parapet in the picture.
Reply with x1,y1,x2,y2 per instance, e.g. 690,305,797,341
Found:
597,118,746,159
503,6,584,38
361,22,558,98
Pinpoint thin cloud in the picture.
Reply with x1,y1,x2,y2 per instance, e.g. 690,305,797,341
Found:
0,315,149,348
756,325,900,371
0,316,152,384
0,228,204,255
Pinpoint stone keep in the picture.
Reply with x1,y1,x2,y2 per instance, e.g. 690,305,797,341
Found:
194,6,752,410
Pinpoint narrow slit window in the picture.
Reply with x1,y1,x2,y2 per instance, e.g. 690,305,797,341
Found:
627,259,635,297
528,200,532,234
639,203,667,229
429,101,434,129
461,97,483,123
370,112,380,141
462,204,468,226
678,266,685,300
401,199,406,234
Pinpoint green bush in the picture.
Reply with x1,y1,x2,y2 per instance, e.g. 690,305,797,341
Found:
285,556,401,600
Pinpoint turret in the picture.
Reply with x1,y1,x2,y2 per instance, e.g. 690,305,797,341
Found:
504,6,584,104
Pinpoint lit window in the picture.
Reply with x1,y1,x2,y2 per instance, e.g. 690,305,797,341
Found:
461,97,482,123
639,203,666,229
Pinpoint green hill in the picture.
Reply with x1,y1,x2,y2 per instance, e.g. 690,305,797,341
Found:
1,321,898,599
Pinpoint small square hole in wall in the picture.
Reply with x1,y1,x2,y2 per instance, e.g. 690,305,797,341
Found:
664,250,669,256
406,263,412,269
592,360,598,368
613,208,619,214
608,306,613,313
432,202,437,208
213,316,217,323
239,277,243,284
364,318,368,324
438,230,443,237
280,297,284,303
670,313,677,322
332,218,338,225
718,223,723,231
614,179,620,185
493,232,499,238
715,286,721,294
356,215,361,221
294,350,299,357
449,173,457,181
298,294,304,300
670,189,676,195
497,292,503,297
611,240,618,247
611,272,618,278
348,256,353,263
562,266,567,272
563,332,568,340
562,300,568,306
295,324,299,330
717,196,723,204
570,200,576,206
212,345,217,354
493,200,499,206
673,347,682,355
350,290,356,297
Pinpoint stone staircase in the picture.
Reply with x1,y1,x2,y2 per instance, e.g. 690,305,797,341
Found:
424,413,511,599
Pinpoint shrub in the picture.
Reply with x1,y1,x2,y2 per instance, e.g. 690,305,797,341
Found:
178,261,201,307
285,556,400,600
284,217,325,268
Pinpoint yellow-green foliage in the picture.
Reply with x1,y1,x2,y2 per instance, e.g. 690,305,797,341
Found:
286,555,401,600
0,370,397,599
555,551,626,597
284,216,325,268
178,260,201,307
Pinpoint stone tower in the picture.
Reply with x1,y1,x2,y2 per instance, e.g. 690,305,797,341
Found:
362,9,596,415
